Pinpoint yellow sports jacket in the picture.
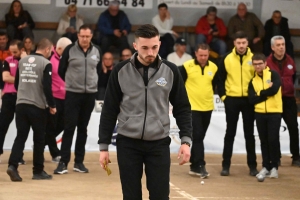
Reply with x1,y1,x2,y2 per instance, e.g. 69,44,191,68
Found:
218,48,254,101
248,67,282,113
180,59,218,111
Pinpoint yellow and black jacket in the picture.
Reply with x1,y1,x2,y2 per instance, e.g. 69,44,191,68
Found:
218,47,254,101
179,59,218,111
248,67,282,113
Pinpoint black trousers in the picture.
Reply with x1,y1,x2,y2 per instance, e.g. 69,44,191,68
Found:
256,113,281,170
0,93,17,155
159,33,175,59
190,110,212,167
45,98,64,158
100,35,129,55
60,92,96,165
116,134,171,200
281,97,299,160
8,104,47,174
223,97,257,169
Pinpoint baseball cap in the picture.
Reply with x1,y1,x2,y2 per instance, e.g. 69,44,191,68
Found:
175,37,187,45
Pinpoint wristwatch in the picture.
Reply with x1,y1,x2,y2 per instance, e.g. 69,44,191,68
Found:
181,142,191,147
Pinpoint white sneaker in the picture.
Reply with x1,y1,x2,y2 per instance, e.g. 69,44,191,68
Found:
256,167,270,178
269,167,278,178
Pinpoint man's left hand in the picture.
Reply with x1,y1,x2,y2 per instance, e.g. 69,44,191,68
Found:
253,37,261,44
177,144,190,165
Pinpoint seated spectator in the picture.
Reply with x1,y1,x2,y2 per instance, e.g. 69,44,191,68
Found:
5,0,35,41
195,6,227,56
56,4,84,43
0,32,11,89
152,3,178,59
167,37,192,66
120,48,133,61
227,3,264,53
97,0,131,55
97,52,114,100
264,10,294,58
23,36,34,55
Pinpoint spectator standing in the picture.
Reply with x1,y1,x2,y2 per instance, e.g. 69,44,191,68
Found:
152,3,178,59
227,3,264,53
5,0,35,41
57,4,84,43
167,37,192,66
195,6,227,56
97,0,131,55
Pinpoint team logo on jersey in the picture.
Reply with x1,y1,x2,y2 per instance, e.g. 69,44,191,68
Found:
91,55,98,61
266,79,271,84
287,64,293,70
9,63,16,67
28,57,35,63
248,61,252,65
155,77,167,87
208,71,212,76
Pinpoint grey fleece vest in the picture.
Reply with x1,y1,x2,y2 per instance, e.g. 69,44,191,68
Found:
65,43,100,93
17,55,49,109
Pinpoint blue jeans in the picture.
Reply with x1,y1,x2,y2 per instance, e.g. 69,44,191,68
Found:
196,34,227,56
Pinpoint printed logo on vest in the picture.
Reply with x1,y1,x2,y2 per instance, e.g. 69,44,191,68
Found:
266,79,271,84
208,71,212,76
248,61,252,65
28,57,35,63
91,55,98,61
155,77,167,87
287,64,293,70
9,63,16,67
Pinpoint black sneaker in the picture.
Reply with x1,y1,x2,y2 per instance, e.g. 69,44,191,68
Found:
73,163,89,173
189,167,201,176
33,171,52,180
7,165,22,182
292,158,300,167
18,158,26,165
54,162,68,174
199,165,210,179
220,167,230,176
249,168,259,176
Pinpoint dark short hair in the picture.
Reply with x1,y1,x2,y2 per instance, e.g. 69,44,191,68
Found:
252,53,266,62
273,10,281,15
233,31,248,41
0,31,8,37
9,39,23,50
206,6,217,15
23,36,34,43
135,24,159,39
36,38,53,50
78,24,93,34
195,43,210,51
158,3,168,9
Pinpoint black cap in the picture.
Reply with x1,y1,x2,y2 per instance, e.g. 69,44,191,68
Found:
175,37,187,45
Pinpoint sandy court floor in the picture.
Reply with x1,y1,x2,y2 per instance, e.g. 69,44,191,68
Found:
0,151,299,200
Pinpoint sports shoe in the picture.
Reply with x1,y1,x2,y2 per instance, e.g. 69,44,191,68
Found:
189,167,201,176
249,168,259,176
18,158,26,165
52,156,61,163
54,162,68,174
220,167,230,176
7,165,22,182
269,167,278,178
199,165,210,179
292,158,300,167
32,171,53,180
256,167,270,178
73,163,89,173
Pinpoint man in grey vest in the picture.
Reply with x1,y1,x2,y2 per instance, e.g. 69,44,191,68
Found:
54,25,102,174
6,38,56,182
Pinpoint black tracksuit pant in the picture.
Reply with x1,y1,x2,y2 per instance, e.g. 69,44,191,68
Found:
8,104,47,174
281,97,299,160
190,110,212,168
116,134,171,200
60,91,96,166
0,93,17,155
223,96,257,169
45,98,64,158
255,113,281,170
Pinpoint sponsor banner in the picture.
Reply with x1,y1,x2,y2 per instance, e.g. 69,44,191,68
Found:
56,0,153,9
157,0,253,9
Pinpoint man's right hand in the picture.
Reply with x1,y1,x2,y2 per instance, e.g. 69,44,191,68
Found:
113,29,122,37
49,107,57,115
99,151,110,170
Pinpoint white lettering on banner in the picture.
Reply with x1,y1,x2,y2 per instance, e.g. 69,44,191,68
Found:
56,0,153,9
157,0,253,9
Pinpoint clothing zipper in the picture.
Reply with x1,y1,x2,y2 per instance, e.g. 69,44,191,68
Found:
85,58,87,93
240,55,243,96
261,77,267,113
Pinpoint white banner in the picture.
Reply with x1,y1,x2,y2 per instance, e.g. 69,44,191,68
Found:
56,0,153,9
1,0,51,4
157,0,253,9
